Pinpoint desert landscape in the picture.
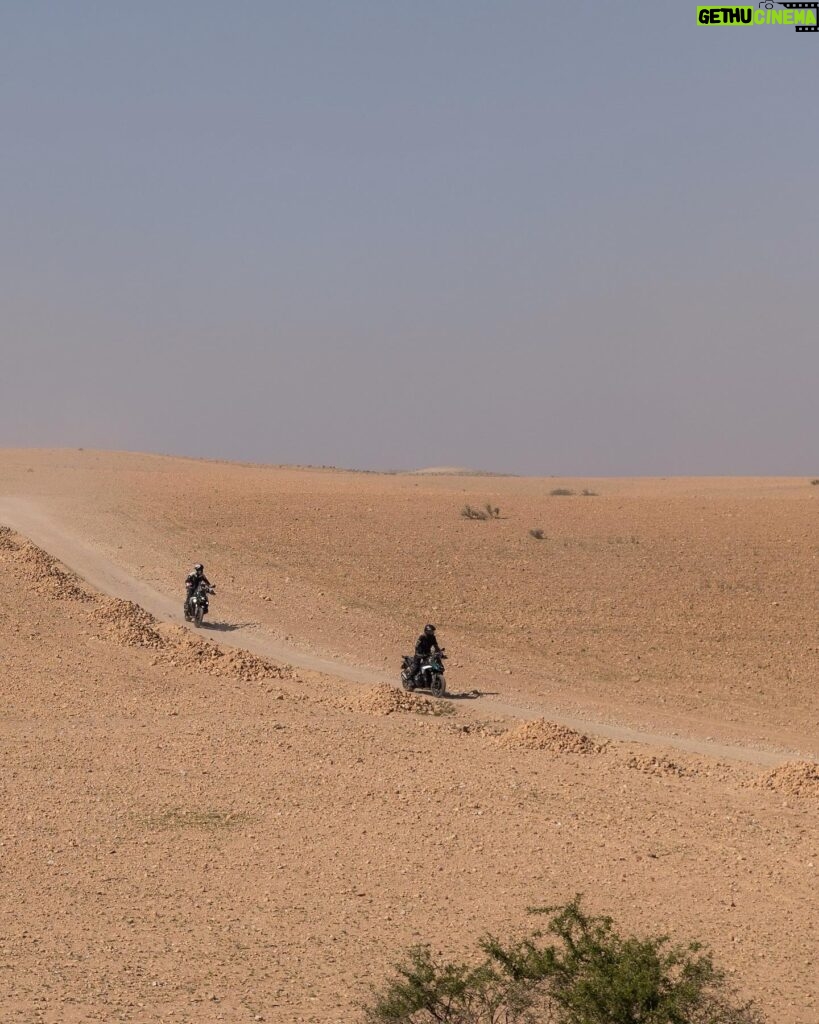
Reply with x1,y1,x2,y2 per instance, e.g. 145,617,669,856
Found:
4,0,817,1018
0,449,816,1023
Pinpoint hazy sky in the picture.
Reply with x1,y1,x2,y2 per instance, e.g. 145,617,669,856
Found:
1,2,816,474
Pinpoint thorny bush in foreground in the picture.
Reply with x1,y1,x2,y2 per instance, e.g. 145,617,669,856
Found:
363,898,763,1024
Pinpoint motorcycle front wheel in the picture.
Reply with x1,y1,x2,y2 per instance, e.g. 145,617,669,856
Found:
430,673,445,697
194,605,204,627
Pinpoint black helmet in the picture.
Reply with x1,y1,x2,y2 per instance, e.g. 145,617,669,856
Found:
424,624,436,635
194,563,204,573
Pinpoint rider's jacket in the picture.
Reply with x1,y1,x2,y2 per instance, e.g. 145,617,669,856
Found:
414,632,441,657
185,571,211,593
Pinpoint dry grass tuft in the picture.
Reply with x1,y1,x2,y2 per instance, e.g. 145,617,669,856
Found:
141,807,252,832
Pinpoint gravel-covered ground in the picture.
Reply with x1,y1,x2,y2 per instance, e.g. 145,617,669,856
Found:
0,451,816,1022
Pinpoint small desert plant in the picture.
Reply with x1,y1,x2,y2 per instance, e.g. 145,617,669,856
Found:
549,488,574,497
529,529,545,540
141,807,250,832
462,505,489,520
811,479,819,486
462,503,501,521
363,897,763,1024
580,488,597,497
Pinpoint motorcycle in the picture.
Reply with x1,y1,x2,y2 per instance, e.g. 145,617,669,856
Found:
185,581,215,627
400,649,447,697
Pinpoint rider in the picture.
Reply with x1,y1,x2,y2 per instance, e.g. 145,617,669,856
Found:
410,624,442,681
185,563,211,614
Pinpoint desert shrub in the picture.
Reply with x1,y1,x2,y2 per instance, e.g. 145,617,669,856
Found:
462,505,489,520
364,945,532,1024
811,479,819,486
581,488,597,497
549,488,574,497
363,898,763,1024
462,503,500,520
529,529,545,540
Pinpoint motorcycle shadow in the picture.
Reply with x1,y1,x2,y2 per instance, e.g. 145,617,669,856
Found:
200,621,255,633
443,689,496,700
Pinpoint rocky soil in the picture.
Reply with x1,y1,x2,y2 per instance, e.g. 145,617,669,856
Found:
0,454,817,1022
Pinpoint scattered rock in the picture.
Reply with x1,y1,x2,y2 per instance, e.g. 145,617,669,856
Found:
8,540,91,602
342,685,453,717
89,594,290,683
625,754,695,778
160,627,291,683
758,761,819,799
0,526,21,552
92,598,166,649
449,722,504,738
496,719,603,754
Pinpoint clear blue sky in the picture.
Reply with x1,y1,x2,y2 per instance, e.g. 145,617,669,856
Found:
2,2,816,474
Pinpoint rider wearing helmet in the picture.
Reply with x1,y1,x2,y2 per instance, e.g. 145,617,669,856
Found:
410,624,441,681
185,563,211,615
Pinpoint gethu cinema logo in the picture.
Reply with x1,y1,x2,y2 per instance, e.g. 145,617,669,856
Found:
697,3,818,30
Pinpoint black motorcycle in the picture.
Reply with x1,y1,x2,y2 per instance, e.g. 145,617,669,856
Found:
185,581,215,628
400,649,447,697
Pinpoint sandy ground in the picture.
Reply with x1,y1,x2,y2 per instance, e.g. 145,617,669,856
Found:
0,450,817,1022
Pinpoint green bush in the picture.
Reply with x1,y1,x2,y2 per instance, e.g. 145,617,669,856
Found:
363,898,763,1024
